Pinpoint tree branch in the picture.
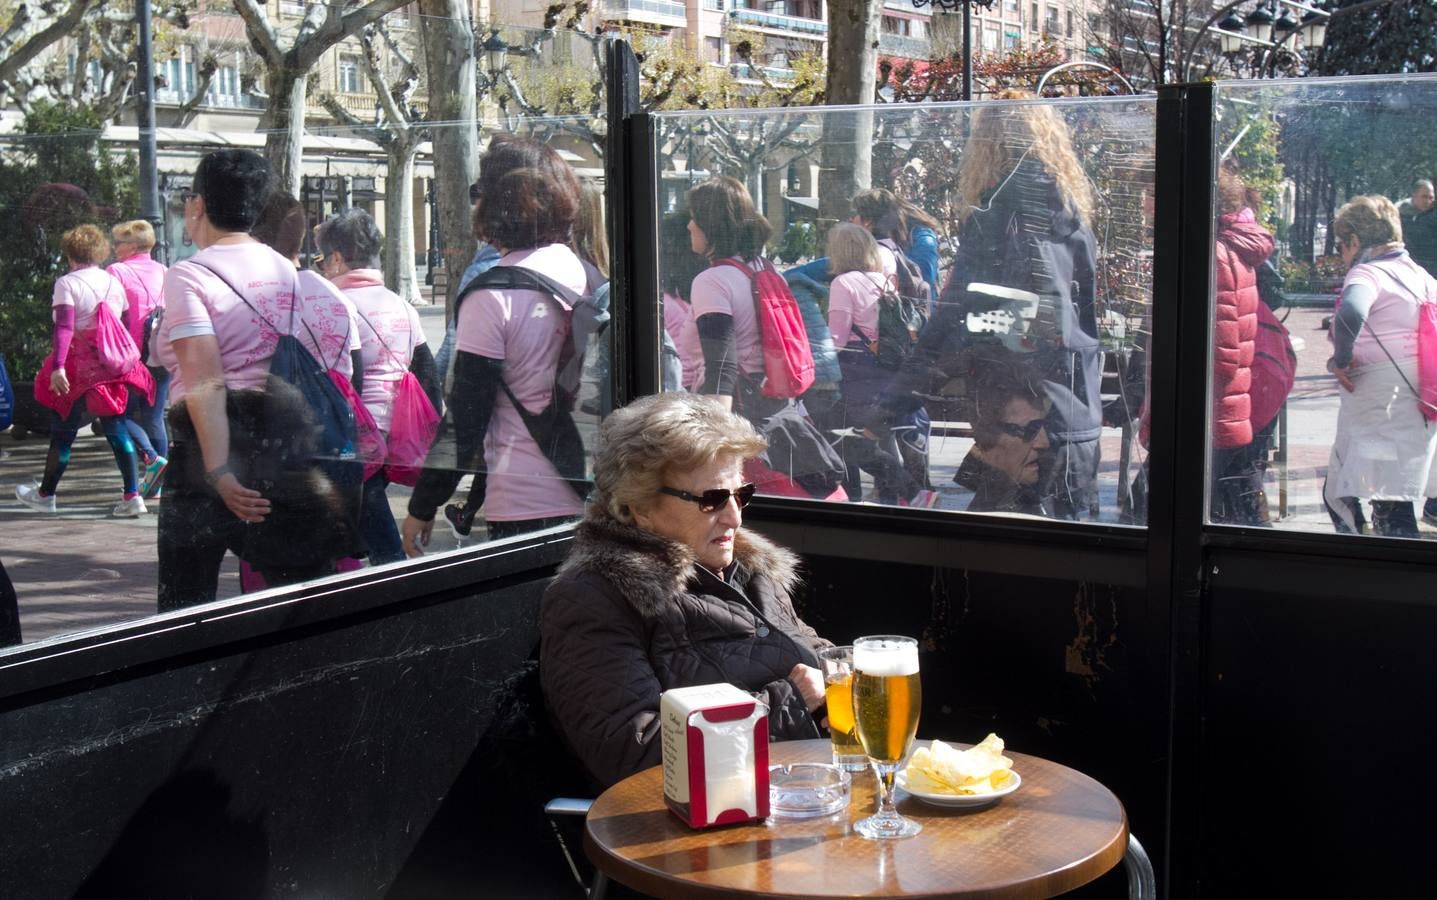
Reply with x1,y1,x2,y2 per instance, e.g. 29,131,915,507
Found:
0,0,101,90
232,0,283,65
172,51,219,128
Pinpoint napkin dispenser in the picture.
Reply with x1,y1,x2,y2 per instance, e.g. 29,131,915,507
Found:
660,683,770,828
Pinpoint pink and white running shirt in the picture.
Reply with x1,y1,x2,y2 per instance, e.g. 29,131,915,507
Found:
107,253,167,351
156,242,302,402
297,269,362,380
53,266,127,332
827,270,889,347
455,243,587,522
688,258,765,381
339,272,425,433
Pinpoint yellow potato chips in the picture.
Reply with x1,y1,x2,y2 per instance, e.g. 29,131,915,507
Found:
903,733,1014,795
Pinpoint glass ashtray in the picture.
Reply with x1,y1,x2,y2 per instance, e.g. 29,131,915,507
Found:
768,763,852,818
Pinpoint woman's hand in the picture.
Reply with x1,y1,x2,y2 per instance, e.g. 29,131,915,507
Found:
49,368,70,396
787,663,826,713
1328,358,1356,393
401,515,434,558
214,473,270,523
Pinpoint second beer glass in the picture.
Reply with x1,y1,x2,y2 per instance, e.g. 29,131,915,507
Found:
852,634,922,839
818,646,866,771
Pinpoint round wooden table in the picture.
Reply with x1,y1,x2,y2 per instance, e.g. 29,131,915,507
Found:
584,739,1128,899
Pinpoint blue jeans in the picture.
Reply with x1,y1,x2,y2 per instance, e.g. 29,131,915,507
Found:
360,472,405,566
124,366,170,461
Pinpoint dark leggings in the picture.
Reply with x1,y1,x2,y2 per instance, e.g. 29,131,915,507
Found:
41,399,139,497
123,365,170,461
1325,495,1420,538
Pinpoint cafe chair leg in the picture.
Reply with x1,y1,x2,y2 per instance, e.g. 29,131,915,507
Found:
544,797,609,899
1124,833,1156,900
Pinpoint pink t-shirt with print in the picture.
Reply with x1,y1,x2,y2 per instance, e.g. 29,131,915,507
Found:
53,266,127,332
343,277,425,433
155,242,302,403
689,259,765,381
1344,255,1431,369
107,253,167,350
297,269,362,380
827,270,889,347
455,243,587,522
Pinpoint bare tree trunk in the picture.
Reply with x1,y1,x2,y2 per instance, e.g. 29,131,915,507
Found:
819,0,879,230
262,70,309,197
419,0,479,318
385,145,422,306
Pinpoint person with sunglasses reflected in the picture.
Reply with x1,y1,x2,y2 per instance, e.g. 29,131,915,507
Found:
540,392,835,789
952,371,1051,516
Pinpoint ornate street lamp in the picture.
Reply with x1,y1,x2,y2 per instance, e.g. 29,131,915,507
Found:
482,29,510,77
908,0,1000,102
1217,12,1249,56
1244,3,1276,45
1221,1,1331,78
1299,9,1328,49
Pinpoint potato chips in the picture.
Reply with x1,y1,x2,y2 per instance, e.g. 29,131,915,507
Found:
903,734,1014,796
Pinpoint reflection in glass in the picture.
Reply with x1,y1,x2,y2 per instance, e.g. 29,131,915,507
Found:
1211,78,1437,540
654,98,1155,525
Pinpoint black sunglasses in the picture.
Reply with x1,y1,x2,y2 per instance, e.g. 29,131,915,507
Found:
996,419,1047,442
658,483,757,513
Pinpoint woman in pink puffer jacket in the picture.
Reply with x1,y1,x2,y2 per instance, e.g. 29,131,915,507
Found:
1210,167,1275,524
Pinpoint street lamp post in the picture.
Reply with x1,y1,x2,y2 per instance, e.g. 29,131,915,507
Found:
908,0,1000,102
1213,1,1331,78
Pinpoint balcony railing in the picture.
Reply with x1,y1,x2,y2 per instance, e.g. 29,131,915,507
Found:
878,33,931,60
727,8,827,36
604,0,688,26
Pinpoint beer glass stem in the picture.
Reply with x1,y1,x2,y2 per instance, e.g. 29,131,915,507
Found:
874,761,901,820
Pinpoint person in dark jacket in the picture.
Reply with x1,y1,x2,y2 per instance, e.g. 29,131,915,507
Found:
540,392,832,788
1397,179,1437,277
884,91,1101,520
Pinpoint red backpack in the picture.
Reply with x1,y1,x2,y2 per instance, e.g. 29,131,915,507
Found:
715,257,815,399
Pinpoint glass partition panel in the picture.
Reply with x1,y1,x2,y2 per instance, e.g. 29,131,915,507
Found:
1209,77,1437,539
651,97,1155,526
0,26,611,647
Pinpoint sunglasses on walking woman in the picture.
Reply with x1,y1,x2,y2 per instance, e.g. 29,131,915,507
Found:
659,483,757,513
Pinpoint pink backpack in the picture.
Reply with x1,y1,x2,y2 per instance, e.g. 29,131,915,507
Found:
1250,304,1296,432
354,309,440,486
1364,261,1437,423
384,371,440,486
92,292,140,377
714,257,815,399
327,370,387,481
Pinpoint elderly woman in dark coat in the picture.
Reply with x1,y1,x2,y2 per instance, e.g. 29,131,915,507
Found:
541,392,832,788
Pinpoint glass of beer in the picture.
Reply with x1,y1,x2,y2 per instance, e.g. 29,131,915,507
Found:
818,646,866,771
852,634,922,839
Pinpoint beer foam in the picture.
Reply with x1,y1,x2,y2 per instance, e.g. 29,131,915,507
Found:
853,640,919,676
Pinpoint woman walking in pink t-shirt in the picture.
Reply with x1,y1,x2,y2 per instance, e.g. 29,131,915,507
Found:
107,219,170,497
318,208,441,565
152,149,365,610
16,225,154,518
401,138,588,555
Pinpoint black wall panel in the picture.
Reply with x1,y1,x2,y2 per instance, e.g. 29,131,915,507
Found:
1200,550,1437,897
0,574,568,899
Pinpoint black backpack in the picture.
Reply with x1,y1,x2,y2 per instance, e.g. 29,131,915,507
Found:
879,238,933,317
854,273,927,371
458,265,606,502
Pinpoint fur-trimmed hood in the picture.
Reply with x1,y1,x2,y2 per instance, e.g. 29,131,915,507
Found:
558,508,803,620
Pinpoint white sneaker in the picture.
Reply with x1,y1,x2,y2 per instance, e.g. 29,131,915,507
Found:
112,495,147,518
15,483,57,513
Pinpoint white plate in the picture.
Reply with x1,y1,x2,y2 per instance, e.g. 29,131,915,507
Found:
896,767,1021,808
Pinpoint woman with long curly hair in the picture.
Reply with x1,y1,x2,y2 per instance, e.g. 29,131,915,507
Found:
892,91,1102,519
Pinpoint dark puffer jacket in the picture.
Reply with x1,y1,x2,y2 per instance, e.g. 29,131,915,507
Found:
540,510,831,788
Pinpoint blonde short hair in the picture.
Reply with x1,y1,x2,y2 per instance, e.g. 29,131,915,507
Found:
111,219,156,252
592,393,766,524
60,224,109,266
1333,195,1403,251
827,222,882,276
